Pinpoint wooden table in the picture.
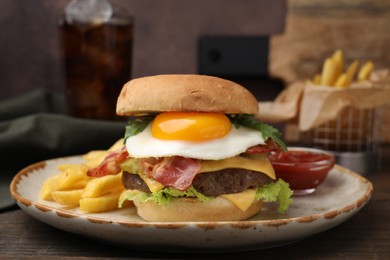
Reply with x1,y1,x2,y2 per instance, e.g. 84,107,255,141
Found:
1,146,389,259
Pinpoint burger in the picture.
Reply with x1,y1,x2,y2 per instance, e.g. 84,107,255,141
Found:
88,74,292,222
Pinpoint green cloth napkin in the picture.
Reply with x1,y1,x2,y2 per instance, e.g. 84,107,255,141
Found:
0,89,126,210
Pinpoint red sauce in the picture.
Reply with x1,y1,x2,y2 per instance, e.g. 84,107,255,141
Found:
269,149,335,190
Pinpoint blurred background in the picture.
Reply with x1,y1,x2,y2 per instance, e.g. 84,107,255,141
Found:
0,0,389,141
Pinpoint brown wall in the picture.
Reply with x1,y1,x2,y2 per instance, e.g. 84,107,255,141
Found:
1,0,388,140
0,1,65,100
0,0,285,101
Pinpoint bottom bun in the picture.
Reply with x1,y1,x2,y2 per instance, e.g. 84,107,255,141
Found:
133,196,263,222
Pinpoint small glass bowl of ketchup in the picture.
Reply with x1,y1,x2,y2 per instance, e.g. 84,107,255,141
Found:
269,147,336,196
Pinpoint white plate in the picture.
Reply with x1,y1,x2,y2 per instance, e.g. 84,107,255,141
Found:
10,156,373,252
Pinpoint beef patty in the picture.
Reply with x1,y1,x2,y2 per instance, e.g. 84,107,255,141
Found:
122,169,273,196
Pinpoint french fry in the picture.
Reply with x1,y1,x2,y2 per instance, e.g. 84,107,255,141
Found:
51,189,84,207
40,173,62,200
320,58,338,86
41,164,92,199
358,61,374,81
311,50,374,89
81,173,124,198
57,165,92,191
40,139,131,213
345,60,359,86
80,192,122,213
82,139,124,168
57,163,87,172
334,73,348,88
41,164,88,200
332,50,344,80
312,74,321,85
108,138,124,151
82,150,109,168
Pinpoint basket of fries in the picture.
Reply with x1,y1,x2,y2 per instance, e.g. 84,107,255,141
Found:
300,51,390,174
258,50,390,174
299,50,387,151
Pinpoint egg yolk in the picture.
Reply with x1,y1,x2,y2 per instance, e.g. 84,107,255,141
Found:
152,112,232,142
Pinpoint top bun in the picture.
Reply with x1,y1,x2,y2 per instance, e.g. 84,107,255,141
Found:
116,74,259,116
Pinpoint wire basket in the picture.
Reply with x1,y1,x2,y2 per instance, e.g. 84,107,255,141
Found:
301,107,383,153
300,106,383,175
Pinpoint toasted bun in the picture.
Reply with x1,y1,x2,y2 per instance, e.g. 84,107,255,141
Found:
116,74,259,116
133,196,262,222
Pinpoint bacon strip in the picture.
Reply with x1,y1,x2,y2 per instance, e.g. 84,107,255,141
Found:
139,157,162,178
87,146,128,177
245,139,282,154
141,156,201,191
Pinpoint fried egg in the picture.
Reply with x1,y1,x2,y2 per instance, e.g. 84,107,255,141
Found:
125,112,265,160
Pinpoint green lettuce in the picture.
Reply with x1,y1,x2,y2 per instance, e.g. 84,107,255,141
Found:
255,179,293,213
229,114,287,151
118,186,212,208
124,116,154,141
119,180,293,213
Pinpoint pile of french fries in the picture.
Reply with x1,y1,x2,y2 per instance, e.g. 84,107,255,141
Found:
40,139,126,213
311,50,374,88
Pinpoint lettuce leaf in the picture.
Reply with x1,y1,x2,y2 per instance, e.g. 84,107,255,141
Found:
124,116,154,141
147,186,212,205
255,179,293,213
118,186,212,208
118,190,149,208
119,180,293,213
229,114,287,151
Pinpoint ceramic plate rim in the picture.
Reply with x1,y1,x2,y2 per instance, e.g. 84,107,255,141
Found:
10,155,373,230
9,156,374,251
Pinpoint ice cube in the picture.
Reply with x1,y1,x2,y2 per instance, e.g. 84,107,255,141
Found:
65,0,113,24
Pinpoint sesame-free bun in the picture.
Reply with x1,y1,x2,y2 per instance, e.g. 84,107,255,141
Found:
133,196,262,222
116,74,259,116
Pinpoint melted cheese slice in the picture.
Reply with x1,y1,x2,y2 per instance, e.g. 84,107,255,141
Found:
138,155,275,193
199,156,276,179
221,188,258,211
138,171,165,193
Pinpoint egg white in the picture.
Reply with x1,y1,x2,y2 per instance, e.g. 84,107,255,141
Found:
125,123,265,160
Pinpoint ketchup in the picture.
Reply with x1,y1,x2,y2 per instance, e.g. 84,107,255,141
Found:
269,149,335,191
